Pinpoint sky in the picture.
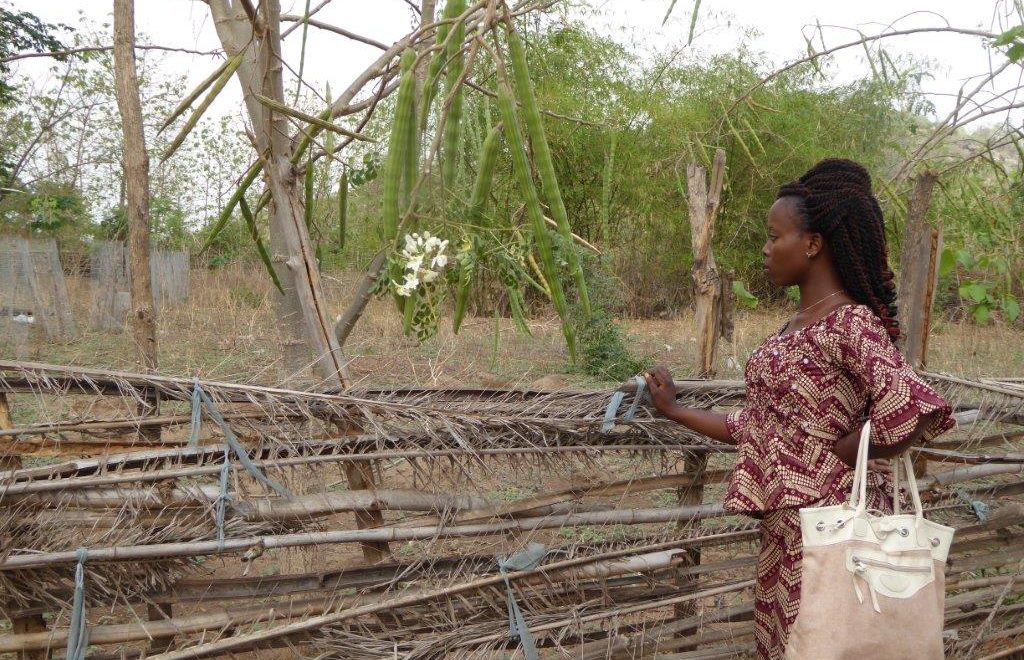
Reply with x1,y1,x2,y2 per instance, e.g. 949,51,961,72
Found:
8,0,1020,127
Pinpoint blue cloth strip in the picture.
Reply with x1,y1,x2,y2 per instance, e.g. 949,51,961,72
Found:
65,547,89,660
187,376,202,447
622,374,648,423
600,391,626,433
956,488,989,523
215,446,232,549
601,375,649,432
497,543,546,660
190,380,292,499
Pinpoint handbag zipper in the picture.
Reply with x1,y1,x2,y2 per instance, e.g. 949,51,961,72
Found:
851,556,931,573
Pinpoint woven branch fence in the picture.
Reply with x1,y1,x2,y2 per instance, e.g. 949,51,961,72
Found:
0,360,1022,659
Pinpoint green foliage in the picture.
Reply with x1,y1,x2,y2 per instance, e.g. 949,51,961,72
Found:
0,2,67,106
571,253,650,382
732,280,759,309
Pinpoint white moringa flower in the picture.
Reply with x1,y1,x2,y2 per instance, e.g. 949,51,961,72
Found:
431,253,448,269
406,254,424,272
421,270,440,283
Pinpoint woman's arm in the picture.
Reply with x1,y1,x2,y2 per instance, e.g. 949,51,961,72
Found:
832,410,943,468
643,366,735,444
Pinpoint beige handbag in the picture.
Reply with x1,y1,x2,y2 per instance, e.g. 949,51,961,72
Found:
784,420,954,659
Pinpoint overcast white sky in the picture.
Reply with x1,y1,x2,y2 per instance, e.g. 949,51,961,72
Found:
8,0,1019,125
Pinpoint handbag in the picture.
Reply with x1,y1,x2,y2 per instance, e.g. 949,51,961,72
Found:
784,420,955,659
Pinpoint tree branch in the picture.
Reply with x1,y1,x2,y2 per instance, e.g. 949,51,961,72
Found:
1,44,224,64
280,15,388,50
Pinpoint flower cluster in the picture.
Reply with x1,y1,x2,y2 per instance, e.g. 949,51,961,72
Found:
394,232,449,297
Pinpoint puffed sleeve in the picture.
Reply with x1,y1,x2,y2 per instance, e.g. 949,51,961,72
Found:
725,407,752,444
821,306,955,447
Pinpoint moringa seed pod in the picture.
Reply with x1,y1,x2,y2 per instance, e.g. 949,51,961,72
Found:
381,48,418,242
440,0,467,192
337,169,348,250
496,81,576,360
505,26,591,319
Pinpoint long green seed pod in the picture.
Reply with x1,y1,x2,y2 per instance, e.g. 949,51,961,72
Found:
304,156,315,231
467,124,502,226
420,2,453,131
199,160,262,255
239,196,285,294
381,49,418,242
441,0,467,191
496,81,575,359
161,52,245,162
600,130,617,245
338,170,348,250
505,26,591,318
453,258,473,333
402,71,420,213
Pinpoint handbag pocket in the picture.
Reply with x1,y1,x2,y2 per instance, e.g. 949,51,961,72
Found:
845,547,935,611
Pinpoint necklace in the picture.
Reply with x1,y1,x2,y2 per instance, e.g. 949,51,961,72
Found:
798,289,844,317
778,288,843,335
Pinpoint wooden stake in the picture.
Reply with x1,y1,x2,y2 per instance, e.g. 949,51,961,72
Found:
896,170,942,477
677,148,728,633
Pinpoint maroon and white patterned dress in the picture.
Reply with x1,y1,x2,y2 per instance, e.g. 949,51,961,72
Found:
723,303,955,660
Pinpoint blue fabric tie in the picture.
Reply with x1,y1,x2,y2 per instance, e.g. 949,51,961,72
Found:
188,378,292,499
65,547,89,660
956,489,989,523
497,543,546,660
601,375,648,432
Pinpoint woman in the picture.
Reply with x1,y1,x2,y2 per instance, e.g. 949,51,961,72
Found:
643,158,955,660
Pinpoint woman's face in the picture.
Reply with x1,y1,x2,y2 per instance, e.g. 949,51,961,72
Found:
762,197,813,287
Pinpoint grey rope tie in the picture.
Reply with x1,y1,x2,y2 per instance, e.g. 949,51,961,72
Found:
496,543,546,660
65,547,89,660
601,375,648,433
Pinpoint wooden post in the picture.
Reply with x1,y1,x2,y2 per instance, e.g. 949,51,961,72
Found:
676,149,728,632
1,392,49,660
896,171,942,477
335,424,391,563
344,461,392,562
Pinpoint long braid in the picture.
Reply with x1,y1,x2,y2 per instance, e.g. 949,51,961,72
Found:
778,159,900,342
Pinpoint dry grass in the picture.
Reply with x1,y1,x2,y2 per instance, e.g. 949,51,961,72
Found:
2,264,1021,389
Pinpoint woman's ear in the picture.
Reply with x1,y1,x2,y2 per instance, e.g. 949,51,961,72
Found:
805,232,825,259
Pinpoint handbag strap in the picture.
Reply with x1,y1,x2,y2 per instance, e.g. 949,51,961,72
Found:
848,420,923,519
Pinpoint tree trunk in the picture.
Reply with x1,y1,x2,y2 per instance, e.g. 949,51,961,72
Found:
207,0,348,388
112,0,157,376
675,148,728,636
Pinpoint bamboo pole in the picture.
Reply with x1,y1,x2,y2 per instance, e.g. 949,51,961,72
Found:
0,504,729,571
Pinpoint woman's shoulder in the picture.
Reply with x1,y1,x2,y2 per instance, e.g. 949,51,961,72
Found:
811,302,889,354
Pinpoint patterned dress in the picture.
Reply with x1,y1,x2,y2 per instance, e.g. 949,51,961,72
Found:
722,303,955,660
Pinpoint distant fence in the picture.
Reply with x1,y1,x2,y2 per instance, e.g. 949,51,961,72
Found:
0,237,76,342
90,240,190,331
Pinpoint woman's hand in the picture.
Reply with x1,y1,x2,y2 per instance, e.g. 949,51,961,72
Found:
867,458,891,475
643,366,678,415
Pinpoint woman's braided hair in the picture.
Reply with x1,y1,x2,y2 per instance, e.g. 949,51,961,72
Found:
777,158,900,342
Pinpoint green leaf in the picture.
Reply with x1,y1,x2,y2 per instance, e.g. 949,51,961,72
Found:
954,248,975,269
959,282,989,303
993,25,1024,47
732,280,759,309
939,247,956,278
1008,42,1024,63
972,303,991,325
1003,296,1021,323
